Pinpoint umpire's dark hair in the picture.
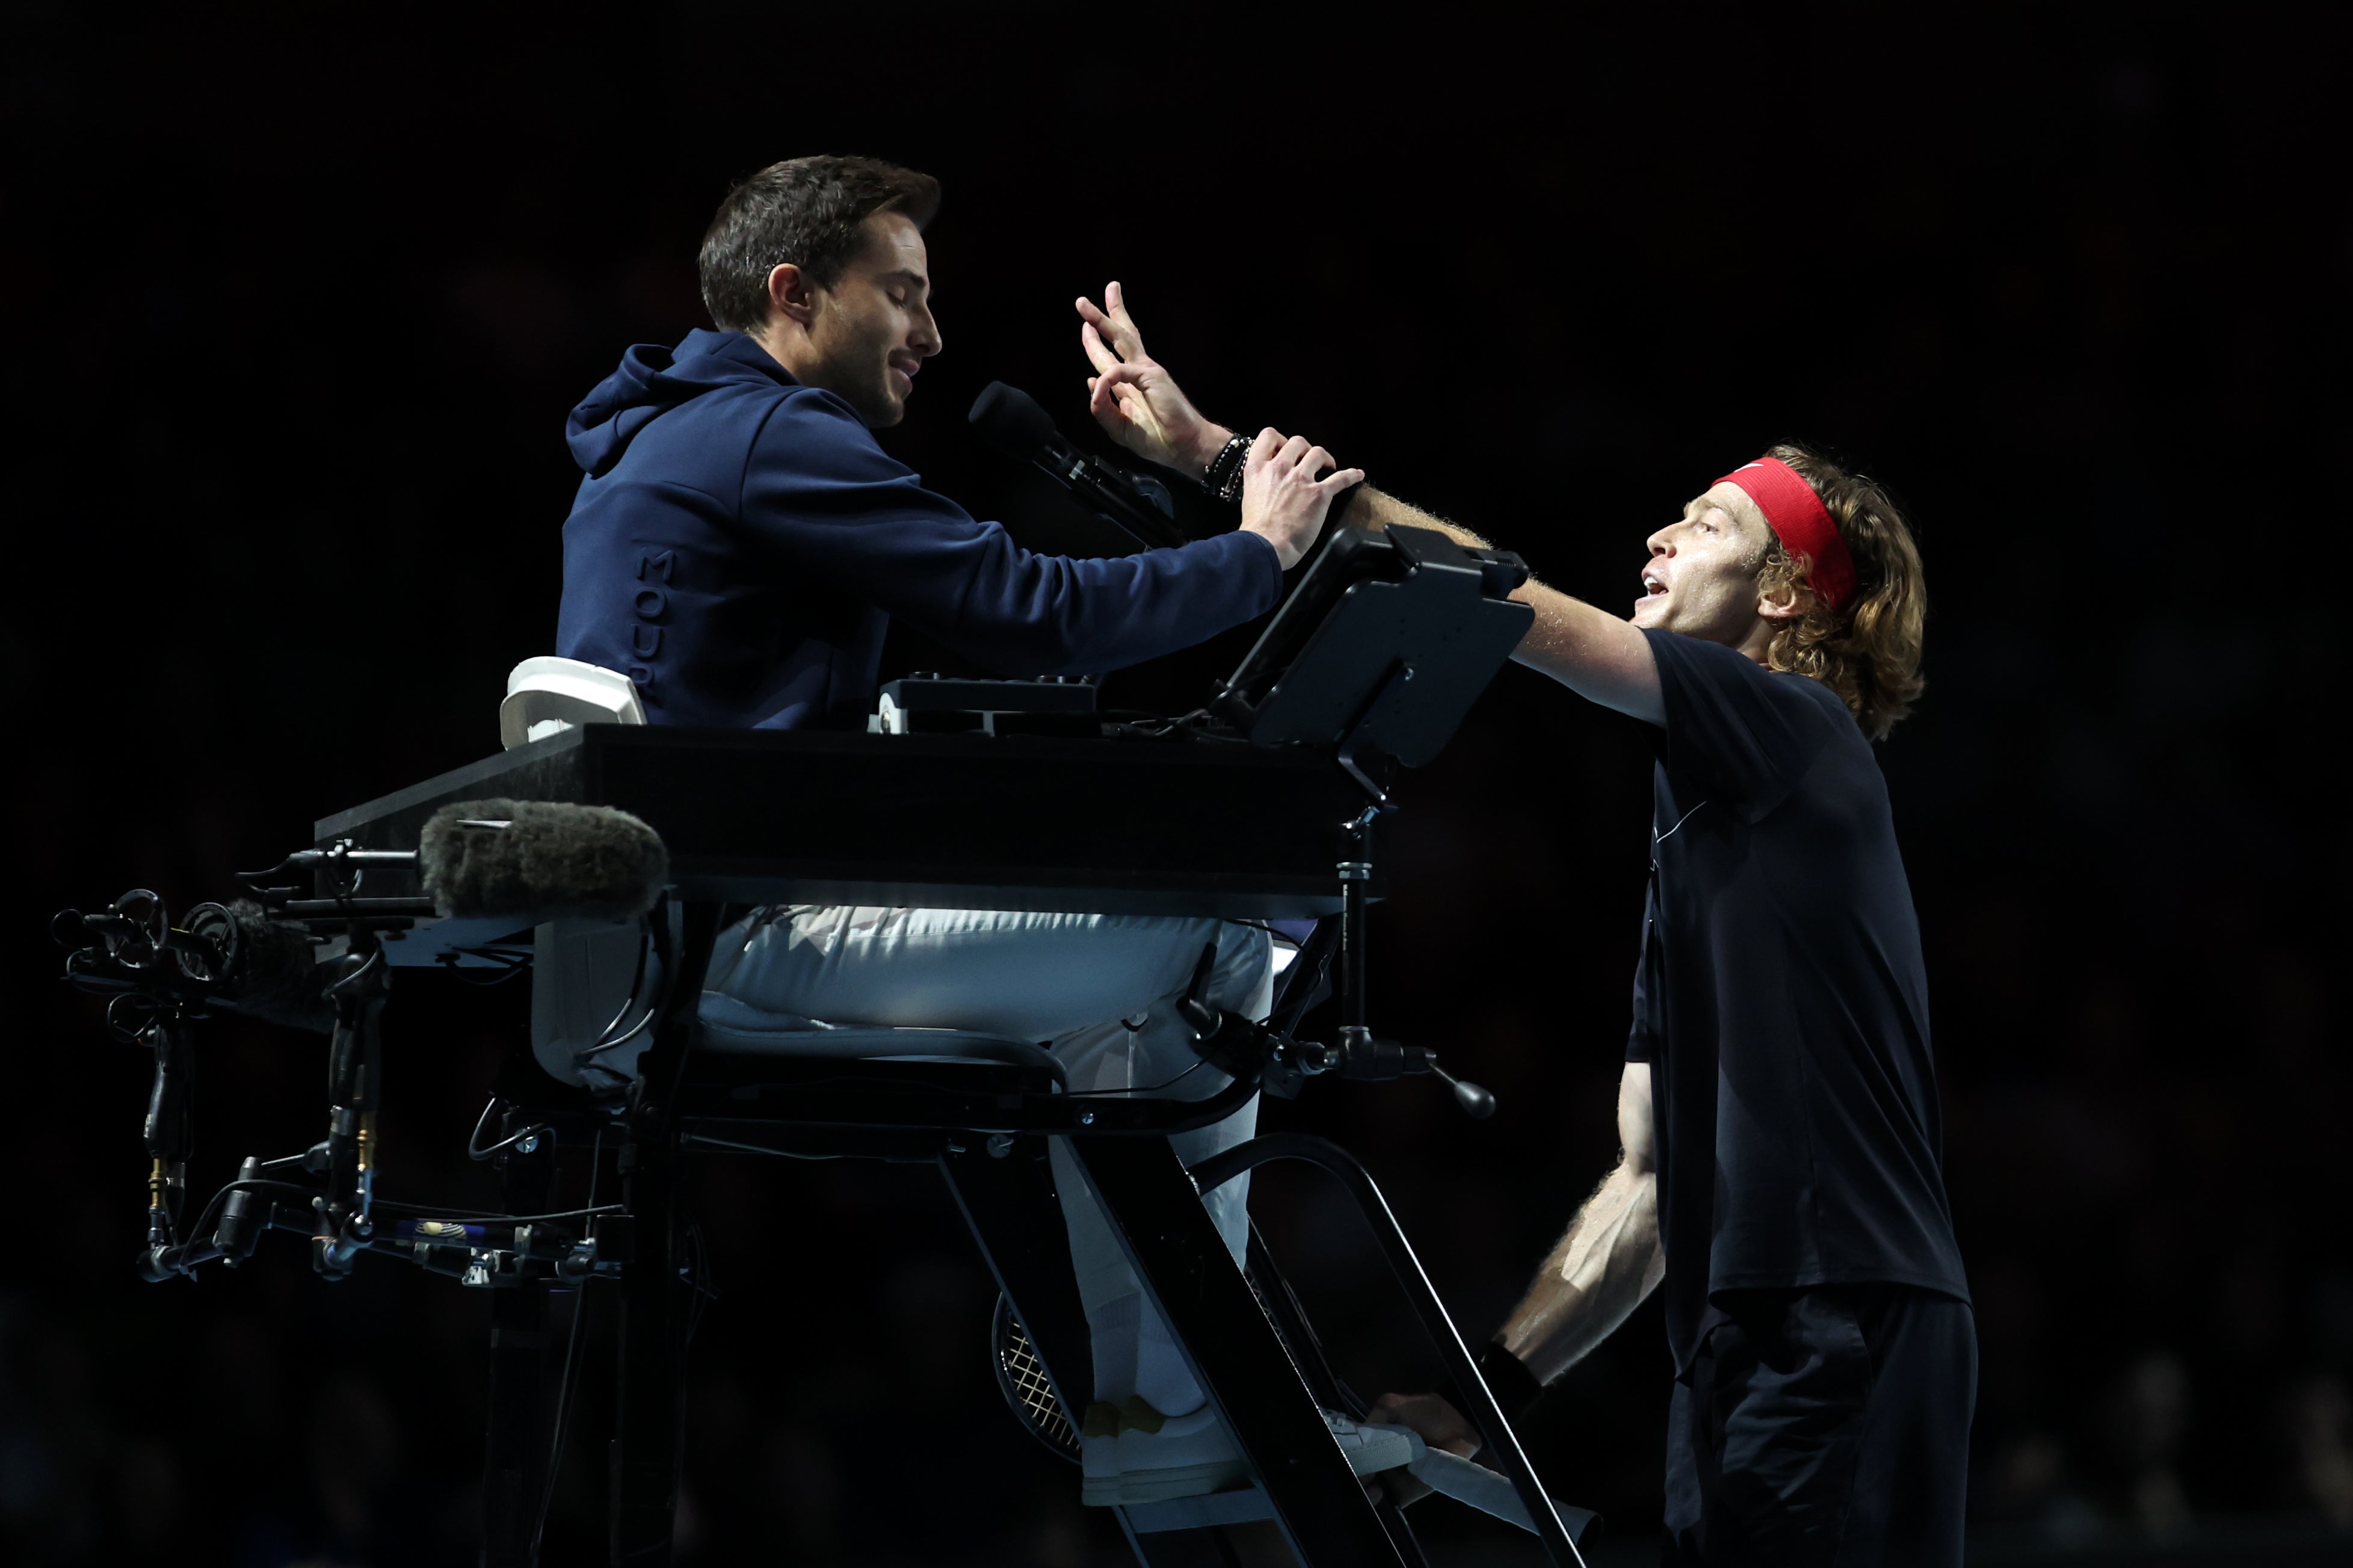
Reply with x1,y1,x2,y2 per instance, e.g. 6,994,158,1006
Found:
698,156,941,334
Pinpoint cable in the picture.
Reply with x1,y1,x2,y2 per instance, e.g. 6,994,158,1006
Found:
466,1097,553,1163
572,922,661,1075
576,1003,657,1062
1061,1060,1206,1098
446,950,531,986
588,925,654,1045
166,1177,622,1276
1108,704,1233,740
531,1127,600,1558
320,944,384,1001
678,1133,839,1160
372,1200,627,1225
179,1178,320,1251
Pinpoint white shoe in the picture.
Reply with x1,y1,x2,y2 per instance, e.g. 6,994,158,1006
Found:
1081,1399,1423,1506
1082,1401,1248,1505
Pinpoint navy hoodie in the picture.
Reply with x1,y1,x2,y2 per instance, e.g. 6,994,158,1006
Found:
556,329,1284,729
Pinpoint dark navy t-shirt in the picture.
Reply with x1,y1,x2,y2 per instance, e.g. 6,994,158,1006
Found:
1626,630,1967,1374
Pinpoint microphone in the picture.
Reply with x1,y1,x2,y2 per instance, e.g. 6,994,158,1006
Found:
1432,1063,1497,1119
51,892,338,1032
419,799,669,924
184,899,339,1033
968,382,1186,551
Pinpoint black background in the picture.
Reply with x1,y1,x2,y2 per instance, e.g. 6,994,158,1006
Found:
8,3,2349,1563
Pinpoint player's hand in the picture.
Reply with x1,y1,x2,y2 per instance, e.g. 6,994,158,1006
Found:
1363,1390,1480,1504
1077,282,1234,474
1240,429,1364,570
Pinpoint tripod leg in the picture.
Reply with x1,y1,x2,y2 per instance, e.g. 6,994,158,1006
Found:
608,1136,682,1566
607,900,721,1567
483,1132,556,1566
483,1290,550,1562
1072,1137,1405,1568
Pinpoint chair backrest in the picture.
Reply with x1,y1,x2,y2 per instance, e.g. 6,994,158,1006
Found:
500,657,646,749
510,662,649,1080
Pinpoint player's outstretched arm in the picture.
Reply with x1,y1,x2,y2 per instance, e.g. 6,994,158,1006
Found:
1340,489,1663,727
1494,1060,1664,1381
1070,288,1658,719
1367,1063,1662,1471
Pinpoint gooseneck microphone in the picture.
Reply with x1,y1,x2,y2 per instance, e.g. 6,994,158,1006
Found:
968,381,1188,551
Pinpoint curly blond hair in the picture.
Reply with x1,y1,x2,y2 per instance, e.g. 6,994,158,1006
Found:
1749,443,1926,740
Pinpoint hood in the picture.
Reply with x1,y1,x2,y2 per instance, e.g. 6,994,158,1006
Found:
565,328,796,478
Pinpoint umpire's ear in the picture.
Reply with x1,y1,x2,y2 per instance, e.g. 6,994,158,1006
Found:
765,262,818,331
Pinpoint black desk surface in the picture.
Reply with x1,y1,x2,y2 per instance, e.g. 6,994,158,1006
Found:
315,724,1374,918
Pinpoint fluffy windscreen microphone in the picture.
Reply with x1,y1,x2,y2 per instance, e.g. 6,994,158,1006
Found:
181,900,337,1033
419,799,669,923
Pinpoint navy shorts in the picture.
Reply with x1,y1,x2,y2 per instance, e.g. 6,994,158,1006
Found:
1662,1283,1976,1567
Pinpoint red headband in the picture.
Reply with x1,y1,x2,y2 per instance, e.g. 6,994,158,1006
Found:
1713,458,1857,613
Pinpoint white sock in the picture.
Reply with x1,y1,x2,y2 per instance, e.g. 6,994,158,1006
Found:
1085,1292,1141,1407
1134,1302,1207,1418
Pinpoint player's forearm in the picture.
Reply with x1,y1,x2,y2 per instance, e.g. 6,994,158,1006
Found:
1340,485,1495,551
1339,488,1662,724
1494,1161,1664,1383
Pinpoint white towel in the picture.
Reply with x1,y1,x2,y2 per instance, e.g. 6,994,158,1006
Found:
1405,1448,1597,1541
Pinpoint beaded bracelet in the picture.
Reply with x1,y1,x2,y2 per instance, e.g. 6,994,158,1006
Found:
1201,432,1251,505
